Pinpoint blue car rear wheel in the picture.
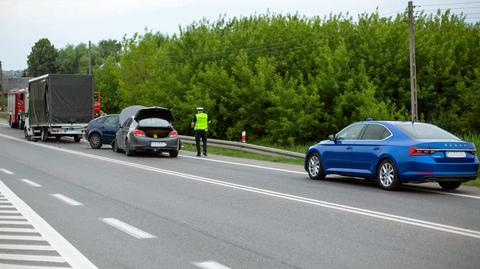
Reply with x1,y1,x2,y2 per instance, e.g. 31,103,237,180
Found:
377,159,401,191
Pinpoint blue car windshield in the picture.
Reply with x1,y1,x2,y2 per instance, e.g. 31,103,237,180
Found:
138,118,170,128
396,123,460,140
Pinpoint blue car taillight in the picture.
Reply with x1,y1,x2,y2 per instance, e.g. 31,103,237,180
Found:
409,147,436,156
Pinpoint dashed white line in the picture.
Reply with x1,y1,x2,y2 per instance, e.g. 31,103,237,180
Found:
100,218,156,239
0,168,14,175
50,194,83,206
193,261,232,269
20,179,42,187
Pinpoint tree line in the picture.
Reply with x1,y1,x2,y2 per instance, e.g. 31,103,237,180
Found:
26,11,480,145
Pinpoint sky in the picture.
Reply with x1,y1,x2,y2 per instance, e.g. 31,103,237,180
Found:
1,0,479,70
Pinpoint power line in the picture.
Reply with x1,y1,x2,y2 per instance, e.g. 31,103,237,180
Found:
418,1,480,7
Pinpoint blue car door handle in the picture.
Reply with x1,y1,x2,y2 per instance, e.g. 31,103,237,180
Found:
373,147,380,150
346,146,352,150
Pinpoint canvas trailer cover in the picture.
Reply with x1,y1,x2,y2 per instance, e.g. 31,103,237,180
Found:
28,74,93,126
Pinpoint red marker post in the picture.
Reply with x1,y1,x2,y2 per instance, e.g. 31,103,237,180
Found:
242,130,246,143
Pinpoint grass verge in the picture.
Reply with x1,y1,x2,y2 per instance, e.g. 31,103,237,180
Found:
181,143,304,166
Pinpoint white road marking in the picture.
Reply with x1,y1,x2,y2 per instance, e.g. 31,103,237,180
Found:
0,265,72,269
0,209,19,213
100,218,156,239
0,180,97,268
0,168,14,175
406,186,480,200
0,216,26,220
0,205,16,209
1,133,480,240
0,220,30,225
0,235,45,241
193,261,231,269
0,228,37,233
0,244,55,250
20,179,42,187
180,154,305,175
0,253,66,263
51,194,83,206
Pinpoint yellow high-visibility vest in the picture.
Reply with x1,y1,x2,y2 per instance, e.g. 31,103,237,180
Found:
194,113,208,130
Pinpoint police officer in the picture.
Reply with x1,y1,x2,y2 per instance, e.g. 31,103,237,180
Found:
191,107,208,157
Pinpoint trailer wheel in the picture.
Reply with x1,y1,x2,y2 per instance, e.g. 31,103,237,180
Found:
41,128,48,142
74,135,81,143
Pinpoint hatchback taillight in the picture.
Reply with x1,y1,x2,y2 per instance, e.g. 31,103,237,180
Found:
132,129,145,137
409,147,435,156
169,130,178,138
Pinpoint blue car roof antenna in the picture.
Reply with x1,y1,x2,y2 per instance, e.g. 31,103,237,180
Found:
365,117,374,121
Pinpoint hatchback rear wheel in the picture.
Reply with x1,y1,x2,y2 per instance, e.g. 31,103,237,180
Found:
438,181,461,191
377,159,401,190
307,153,325,180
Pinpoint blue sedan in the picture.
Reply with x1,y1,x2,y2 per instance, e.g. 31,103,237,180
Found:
305,120,479,190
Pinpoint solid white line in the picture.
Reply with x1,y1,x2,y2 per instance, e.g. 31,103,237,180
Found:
100,218,156,239
0,235,45,241
0,253,66,263
193,261,231,269
407,187,480,200
20,179,42,187
180,154,305,175
0,244,54,251
0,227,37,233
0,180,98,269
0,133,479,240
50,194,83,206
0,168,14,175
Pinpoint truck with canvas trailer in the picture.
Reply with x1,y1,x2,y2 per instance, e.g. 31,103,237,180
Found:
24,74,94,142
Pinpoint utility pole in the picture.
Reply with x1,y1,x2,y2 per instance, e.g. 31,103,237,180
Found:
88,41,92,75
408,1,418,122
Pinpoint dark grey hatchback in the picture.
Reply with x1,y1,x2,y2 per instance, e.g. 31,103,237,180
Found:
112,106,180,157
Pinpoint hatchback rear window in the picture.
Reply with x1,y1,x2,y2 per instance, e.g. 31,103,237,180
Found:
396,123,459,140
138,118,170,128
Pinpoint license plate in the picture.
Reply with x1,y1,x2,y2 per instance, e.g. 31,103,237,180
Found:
446,151,466,158
151,142,167,147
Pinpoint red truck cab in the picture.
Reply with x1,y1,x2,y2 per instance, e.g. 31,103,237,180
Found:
7,88,27,129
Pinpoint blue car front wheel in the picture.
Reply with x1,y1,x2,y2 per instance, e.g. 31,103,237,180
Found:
307,153,325,180
377,159,401,191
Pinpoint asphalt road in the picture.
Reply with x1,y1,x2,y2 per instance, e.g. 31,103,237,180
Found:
0,122,479,269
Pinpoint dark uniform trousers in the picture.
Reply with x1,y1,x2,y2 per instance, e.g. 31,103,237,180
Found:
195,130,207,155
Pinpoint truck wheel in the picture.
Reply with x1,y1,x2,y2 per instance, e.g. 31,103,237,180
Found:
74,135,81,143
41,128,48,142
